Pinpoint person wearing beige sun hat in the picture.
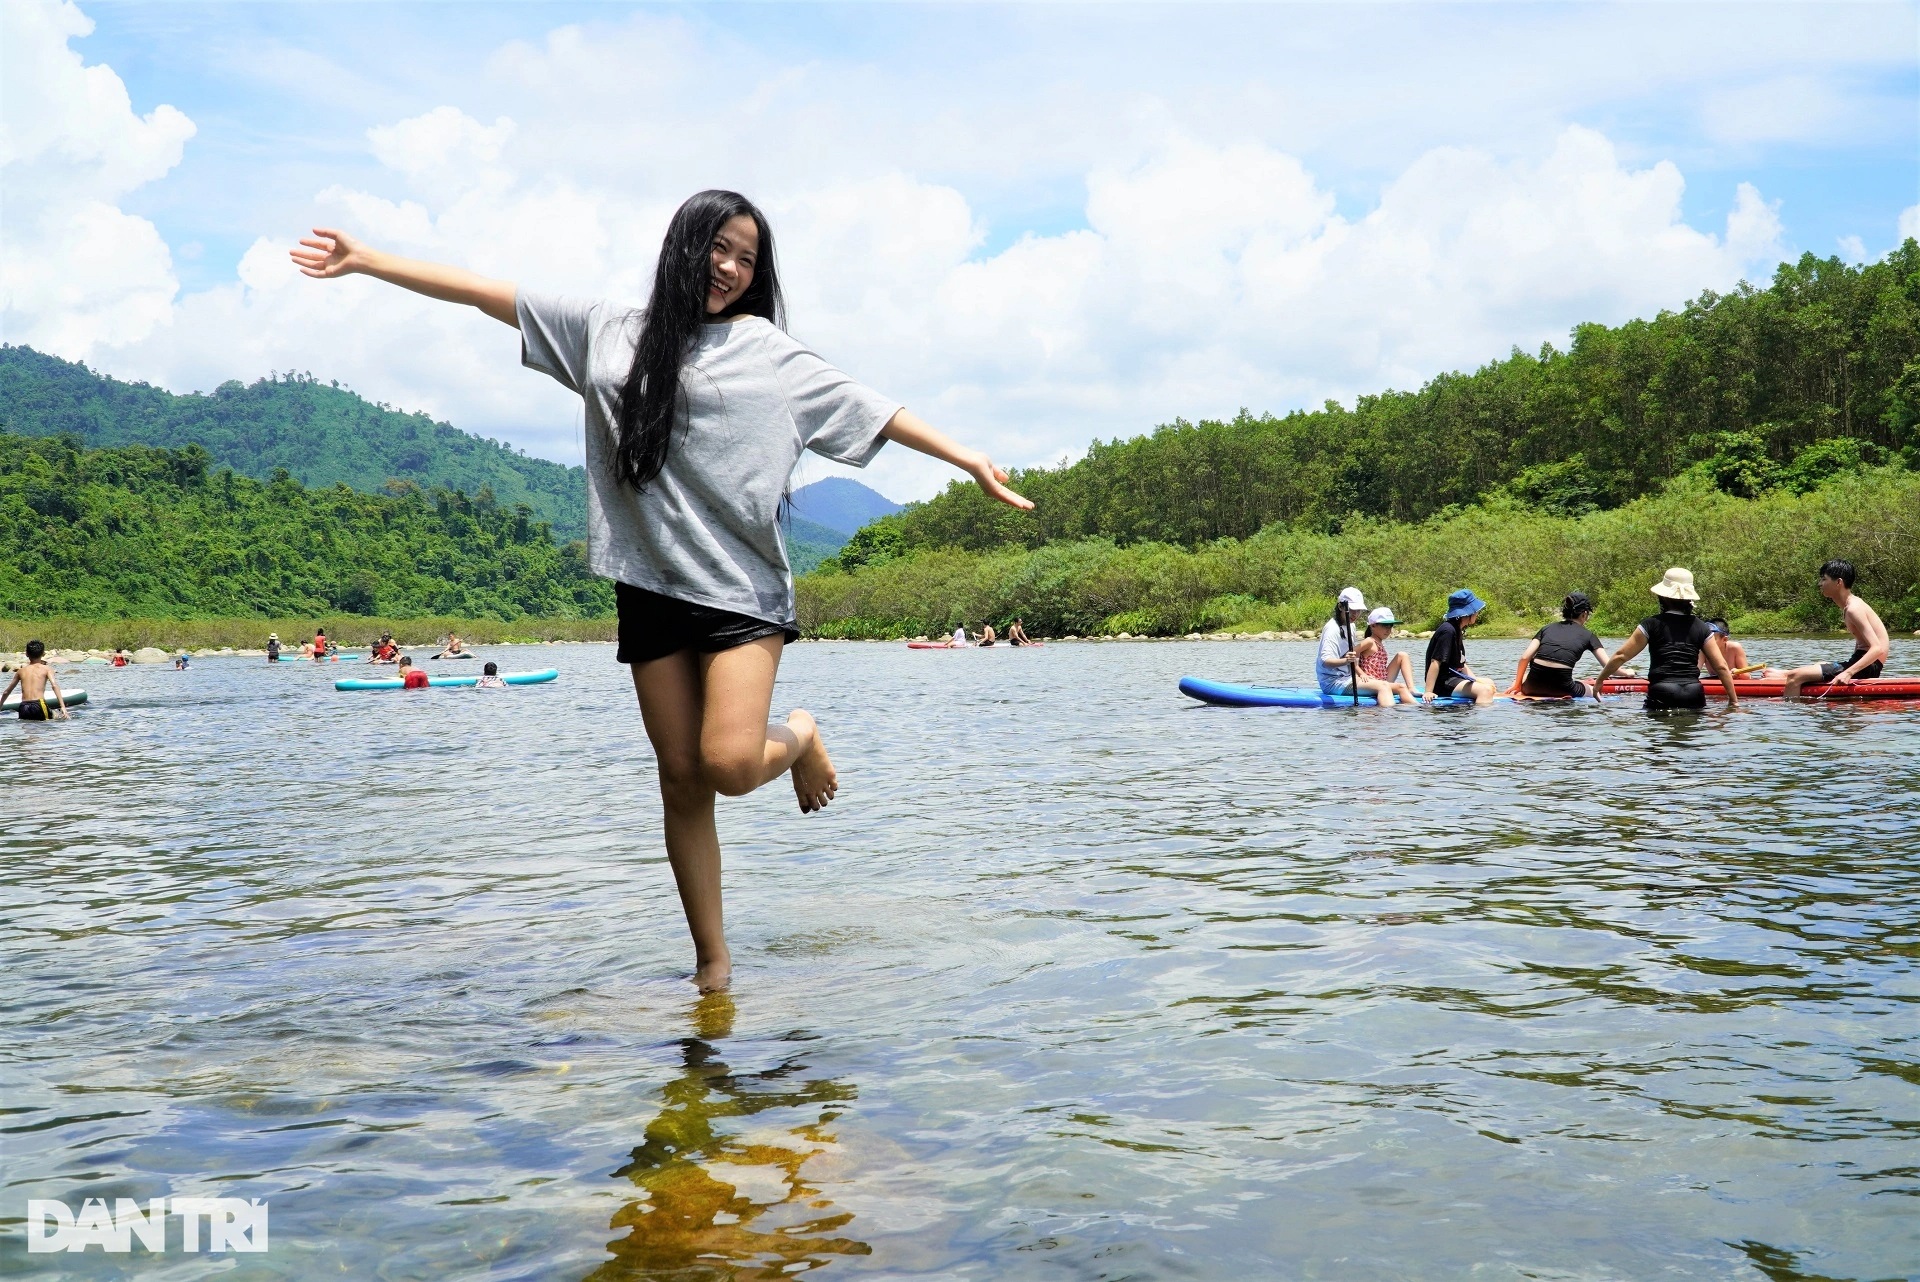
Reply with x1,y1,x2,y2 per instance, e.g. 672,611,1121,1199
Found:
1589,567,1740,709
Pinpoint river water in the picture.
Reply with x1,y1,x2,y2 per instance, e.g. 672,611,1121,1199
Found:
4,638,1918,1281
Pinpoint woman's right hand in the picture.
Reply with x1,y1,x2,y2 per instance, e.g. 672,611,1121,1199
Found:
291,228,368,279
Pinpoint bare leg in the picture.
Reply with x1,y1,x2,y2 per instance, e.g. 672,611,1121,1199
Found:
630,637,839,991
1781,663,1823,698
1469,677,1498,706
1355,674,1406,707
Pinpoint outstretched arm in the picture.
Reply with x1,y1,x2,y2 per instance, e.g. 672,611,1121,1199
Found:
1589,627,1647,699
880,410,1032,511
291,229,518,328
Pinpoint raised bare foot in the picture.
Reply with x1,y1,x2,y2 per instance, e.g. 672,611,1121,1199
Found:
692,953,732,992
787,709,838,813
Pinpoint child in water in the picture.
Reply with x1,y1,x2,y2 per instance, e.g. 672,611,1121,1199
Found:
294,190,1029,991
3,641,71,720
474,662,507,690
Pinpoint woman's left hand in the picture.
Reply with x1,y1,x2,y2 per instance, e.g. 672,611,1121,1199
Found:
969,454,1033,510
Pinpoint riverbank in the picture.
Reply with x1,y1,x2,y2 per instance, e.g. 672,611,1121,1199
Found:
798,469,1920,640
0,615,616,654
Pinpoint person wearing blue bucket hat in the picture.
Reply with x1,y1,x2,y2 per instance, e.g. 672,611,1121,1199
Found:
1423,589,1496,705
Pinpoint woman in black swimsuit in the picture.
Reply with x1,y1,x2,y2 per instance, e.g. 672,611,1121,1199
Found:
1515,592,1610,698
1590,568,1740,710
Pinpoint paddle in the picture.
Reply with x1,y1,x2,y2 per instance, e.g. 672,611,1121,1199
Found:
1339,602,1359,708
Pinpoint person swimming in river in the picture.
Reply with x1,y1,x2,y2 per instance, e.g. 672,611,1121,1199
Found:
1590,568,1740,710
1352,606,1418,706
3,641,70,720
294,191,1030,991
1423,589,1498,705
474,661,507,690
1513,592,1611,699
1779,559,1891,698
267,632,282,662
398,654,430,689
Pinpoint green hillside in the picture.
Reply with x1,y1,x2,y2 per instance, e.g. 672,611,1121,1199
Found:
0,345,590,541
0,431,611,620
841,246,1920,563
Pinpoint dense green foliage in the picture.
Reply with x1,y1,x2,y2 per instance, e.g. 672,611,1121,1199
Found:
0,431,613,620
843,247,1920,560
799,467,1920,638
0,344,592,541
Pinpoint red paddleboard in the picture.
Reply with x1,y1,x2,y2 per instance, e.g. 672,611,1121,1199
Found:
1601,676,1920,700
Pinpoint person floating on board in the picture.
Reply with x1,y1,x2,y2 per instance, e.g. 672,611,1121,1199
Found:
369,631,399,663
474,661,507,690
1315,587,1369,700
1423,589,1498,705
1589,568,1739,710
1008,619,1033,646
1780,559,1891,698
433,634,467,659
398,655,430,690
951,625,970,647
294,192,1029,991
3,641,70,721
1512,592,1611,699
978,624,997,647
1352,607,1418,706
267,632,281,662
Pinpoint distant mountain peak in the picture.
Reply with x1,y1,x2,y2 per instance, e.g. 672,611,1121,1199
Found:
788,477,902,535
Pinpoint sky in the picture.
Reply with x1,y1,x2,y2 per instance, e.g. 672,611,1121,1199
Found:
3,1,1917,501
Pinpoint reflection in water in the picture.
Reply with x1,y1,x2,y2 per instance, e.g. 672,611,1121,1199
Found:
587,995,870,1280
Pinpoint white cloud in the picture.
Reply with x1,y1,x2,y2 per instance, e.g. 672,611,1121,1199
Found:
2,4,1846,503
0,0,193,355
1838,234,1868,262
1901,205,1920,244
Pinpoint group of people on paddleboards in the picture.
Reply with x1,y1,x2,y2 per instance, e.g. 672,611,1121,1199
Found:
940,620,1035,647
1317,558,1892,710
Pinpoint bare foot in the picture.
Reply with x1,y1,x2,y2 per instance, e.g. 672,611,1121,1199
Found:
692,953,732,992
787,709,838,813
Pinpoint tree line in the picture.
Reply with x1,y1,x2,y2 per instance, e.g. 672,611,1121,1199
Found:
836,246,1920,567
0,432,613,620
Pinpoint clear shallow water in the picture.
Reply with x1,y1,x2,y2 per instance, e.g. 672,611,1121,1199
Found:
3,638,1918,1281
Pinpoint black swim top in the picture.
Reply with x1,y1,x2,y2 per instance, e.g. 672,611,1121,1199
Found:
1533,620,1601,668
1424,619,1466,678
1639,611,1714,683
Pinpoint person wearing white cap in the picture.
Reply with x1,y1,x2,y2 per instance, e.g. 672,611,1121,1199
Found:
1589,567,1739,709
1315,587,1369,700
1352,606,1418,705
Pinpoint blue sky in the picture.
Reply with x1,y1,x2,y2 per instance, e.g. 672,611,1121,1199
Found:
7,1,1918,497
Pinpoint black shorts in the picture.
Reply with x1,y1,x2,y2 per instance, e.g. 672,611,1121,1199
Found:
615,582,797,666
1819,652,1883,681
1521,663,1582,698
1645,678,1707,710
17,698,51,721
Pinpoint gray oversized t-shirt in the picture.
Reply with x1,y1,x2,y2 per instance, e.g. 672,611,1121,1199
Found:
518,292,900,625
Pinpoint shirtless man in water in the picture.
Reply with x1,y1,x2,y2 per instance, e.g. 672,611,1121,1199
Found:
1781,559,1891,697
2,641,71,720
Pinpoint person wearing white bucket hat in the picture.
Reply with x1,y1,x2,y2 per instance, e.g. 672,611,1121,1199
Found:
1316,587,1369,700
1590,567,1739,709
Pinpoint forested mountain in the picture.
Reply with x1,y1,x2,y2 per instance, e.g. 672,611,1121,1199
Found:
0,431,611,619
843,246,1920,563
0,345,590,541
789,477,902,534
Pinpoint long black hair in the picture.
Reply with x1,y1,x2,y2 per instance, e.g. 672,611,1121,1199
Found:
615,190,783,489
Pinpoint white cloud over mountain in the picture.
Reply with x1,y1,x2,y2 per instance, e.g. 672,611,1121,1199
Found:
0,0,1887,501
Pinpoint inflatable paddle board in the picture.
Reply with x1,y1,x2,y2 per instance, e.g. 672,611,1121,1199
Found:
3,688,87,712
1601,675,1920,700
1179,676,1470,707
334,668,557,692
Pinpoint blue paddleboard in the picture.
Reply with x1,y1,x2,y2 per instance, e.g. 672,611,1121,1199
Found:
1178,675,1467,707
334,669,558,692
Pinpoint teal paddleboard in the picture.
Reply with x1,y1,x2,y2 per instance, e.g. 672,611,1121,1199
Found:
334,669,557,692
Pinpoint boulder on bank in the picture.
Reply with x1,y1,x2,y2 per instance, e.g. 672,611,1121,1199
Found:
131,647,171,664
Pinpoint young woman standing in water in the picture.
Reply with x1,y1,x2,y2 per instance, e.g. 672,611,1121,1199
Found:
293,191,1031,989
